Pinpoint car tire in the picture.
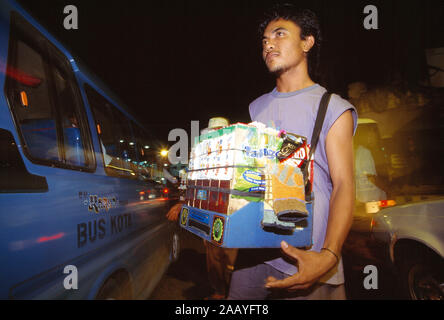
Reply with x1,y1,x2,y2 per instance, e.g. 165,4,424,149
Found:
398,249,444,300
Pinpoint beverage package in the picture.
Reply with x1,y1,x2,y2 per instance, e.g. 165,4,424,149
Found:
182,122,314,248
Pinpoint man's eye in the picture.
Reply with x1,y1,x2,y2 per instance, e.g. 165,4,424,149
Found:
277,31,284,37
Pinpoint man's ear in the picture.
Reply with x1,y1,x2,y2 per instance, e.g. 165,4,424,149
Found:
303,35,315,53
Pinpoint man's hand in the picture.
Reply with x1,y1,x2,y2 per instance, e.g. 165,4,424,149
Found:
265,241,338,291
166,203,183,221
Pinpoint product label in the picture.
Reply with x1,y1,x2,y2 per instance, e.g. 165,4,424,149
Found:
242,170,265,186
244,146,278,159
196,189,208,200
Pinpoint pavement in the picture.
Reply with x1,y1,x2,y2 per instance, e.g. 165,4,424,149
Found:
150,222,404,300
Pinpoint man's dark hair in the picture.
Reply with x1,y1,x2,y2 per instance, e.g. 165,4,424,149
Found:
259,4,322,80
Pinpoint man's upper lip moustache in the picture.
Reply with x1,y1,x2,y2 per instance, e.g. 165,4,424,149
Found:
266,52,279,60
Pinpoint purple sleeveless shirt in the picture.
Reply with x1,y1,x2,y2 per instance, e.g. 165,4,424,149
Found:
249,84,358,284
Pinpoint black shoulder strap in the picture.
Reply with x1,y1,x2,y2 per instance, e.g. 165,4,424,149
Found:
304,92,331,201
309,92,331,160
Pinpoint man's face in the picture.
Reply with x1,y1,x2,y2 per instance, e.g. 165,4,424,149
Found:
262,19,308,75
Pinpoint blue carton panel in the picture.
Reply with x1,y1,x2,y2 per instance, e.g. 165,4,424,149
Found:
179,202,313,249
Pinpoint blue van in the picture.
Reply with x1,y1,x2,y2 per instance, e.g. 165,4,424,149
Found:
0,0,179,299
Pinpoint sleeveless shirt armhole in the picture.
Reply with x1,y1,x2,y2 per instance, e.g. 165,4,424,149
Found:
324,103,358,138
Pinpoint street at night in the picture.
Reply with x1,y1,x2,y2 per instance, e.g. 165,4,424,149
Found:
149,221,404,300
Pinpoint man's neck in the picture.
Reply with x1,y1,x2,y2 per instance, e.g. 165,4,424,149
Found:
275,63,315,93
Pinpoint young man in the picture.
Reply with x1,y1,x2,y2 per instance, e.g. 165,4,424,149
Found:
227,5,358,300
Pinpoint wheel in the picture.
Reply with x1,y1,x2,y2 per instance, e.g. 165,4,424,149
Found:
95,272,132,300
403,262,444,300
397,247,444,300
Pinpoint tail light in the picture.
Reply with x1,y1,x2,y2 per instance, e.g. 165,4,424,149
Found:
365,200,396,214
378,200,396,208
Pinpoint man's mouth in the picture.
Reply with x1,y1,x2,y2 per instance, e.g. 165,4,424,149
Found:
266,52,279,62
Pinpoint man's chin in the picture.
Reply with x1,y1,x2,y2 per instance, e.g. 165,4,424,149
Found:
268,65,288,77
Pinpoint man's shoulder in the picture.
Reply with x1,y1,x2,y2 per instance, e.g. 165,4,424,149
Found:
329,92,355,109
308,85,354,108
249,91,273,119
250,91,273,107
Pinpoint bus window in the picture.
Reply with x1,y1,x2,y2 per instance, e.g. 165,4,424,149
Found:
132,124,156,180
85,84,136,179
5,13,94,170
111,108,137,170
52,59,87,166
8,38,60,162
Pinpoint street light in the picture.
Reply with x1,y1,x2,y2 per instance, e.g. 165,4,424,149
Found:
160,149,168,157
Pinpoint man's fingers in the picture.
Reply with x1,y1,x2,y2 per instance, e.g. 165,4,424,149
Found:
287,282,314,292
281,241,304,262
265,273,304,289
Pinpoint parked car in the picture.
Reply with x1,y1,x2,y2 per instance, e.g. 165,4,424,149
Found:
371,197,444,300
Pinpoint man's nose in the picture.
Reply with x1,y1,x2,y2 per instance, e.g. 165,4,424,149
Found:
265,41,275,52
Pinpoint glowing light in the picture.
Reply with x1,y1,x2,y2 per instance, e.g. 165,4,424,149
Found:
6,65,42,86
144,145,150,149
378,200,396,208
160,149,168,157
37,232,65,243
20,91,28,107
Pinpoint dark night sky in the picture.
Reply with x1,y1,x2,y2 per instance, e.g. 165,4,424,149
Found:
15,0,444,143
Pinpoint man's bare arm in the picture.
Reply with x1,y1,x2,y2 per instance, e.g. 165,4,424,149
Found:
323,110,355,256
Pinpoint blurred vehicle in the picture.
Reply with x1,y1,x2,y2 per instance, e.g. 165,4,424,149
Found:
369,98,444,300
0,0,179,299
371,198,444,300
160,179,180,201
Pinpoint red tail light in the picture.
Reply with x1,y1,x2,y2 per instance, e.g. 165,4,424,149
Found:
378,200,396,208
163,188,169,194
